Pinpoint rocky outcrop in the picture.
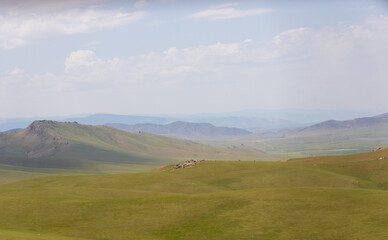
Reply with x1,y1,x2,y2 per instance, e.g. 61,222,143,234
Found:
17,121,71,158
173,159,205,169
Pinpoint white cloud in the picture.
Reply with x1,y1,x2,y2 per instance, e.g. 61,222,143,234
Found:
65,50,102,72
188,3,273,20
0,8,148,50
6,67,25,76
1,15,388,116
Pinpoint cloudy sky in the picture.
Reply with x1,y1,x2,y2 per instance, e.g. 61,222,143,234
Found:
1,0,388,118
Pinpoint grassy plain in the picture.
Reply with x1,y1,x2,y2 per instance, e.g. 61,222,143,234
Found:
0,148,388,239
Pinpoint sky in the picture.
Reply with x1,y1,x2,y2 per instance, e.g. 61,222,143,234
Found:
0,0,388,118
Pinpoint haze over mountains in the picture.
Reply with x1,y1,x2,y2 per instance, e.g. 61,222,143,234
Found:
107,121,251,139
0,111,387,170
0,109,382,132
245,112,388,138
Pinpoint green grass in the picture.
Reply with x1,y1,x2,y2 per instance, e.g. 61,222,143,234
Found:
0,161,156,185
0,169,49,185
1,147,388,239
0,229,89,240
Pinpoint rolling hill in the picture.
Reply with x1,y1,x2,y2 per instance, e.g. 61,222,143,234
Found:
0,120,272,176
0,148,388,239
107,121,251,139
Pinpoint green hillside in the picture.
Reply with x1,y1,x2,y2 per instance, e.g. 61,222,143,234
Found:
0,148,388,239
0,121,276,183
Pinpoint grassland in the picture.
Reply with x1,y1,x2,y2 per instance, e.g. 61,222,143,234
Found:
0,148,387,239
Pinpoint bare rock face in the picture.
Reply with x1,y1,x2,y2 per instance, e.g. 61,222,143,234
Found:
17,121,71,158
173,159,205,169
22,120,57,138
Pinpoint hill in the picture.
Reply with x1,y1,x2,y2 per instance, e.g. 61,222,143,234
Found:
1,148,388,239
0,120,272,175
107,121,251,139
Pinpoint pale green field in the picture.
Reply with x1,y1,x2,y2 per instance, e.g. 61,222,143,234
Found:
201,124,388,157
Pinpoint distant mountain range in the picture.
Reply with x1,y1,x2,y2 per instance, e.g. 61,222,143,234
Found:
1,109,382,132
3,128,22,132
68,114,168,125
106,121,251,139
251,112,388,138
0,113,303,132
1,112,388,173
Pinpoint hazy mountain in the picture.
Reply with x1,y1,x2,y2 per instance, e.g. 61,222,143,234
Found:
0,119,39,133
248,112,388,139
0,114,302,132
0,121,267,170
185,109,382,124
1,109,383,132
178,117,307,131
300,112,388,133
65,113,169,126
106,121,251,139
3,128,22,132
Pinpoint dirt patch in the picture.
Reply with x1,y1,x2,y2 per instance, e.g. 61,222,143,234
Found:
151,165,170,172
